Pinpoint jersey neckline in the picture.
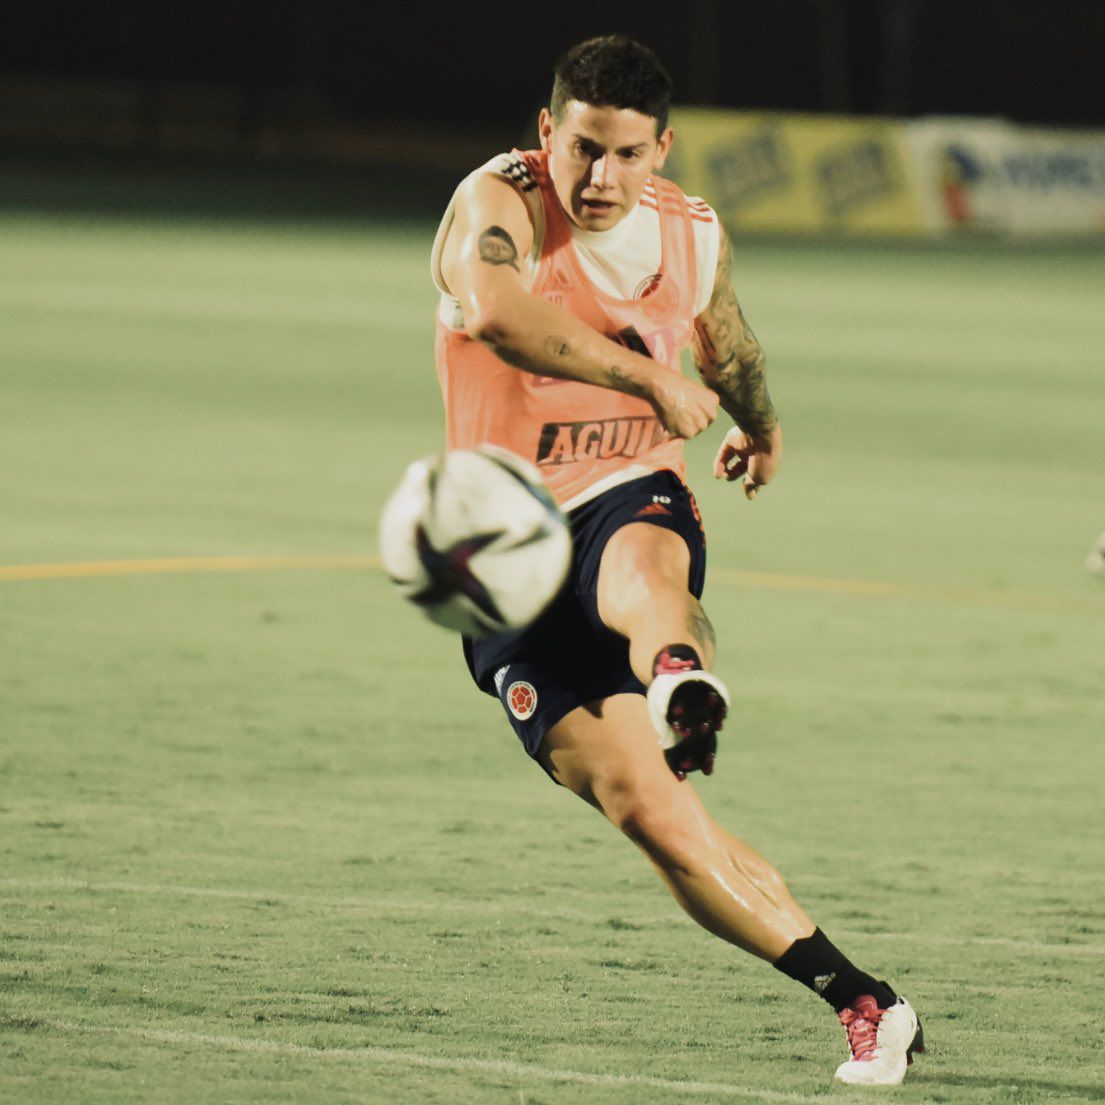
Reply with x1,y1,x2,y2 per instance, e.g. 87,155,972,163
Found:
552,179,668,309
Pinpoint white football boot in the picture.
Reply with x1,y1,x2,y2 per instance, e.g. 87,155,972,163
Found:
646,649,730,778
834,992,925,1086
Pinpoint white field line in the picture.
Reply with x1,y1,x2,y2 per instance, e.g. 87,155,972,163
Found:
3,876,1103,958
39,1018,832,1104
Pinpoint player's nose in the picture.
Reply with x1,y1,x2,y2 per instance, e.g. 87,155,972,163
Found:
590,154,611,188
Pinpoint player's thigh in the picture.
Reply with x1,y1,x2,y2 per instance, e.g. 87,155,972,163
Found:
537,694,710,854
596,523,692,631
537,693,665,801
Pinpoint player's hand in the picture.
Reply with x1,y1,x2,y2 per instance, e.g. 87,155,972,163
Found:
648,373,720,440
713,424,783,499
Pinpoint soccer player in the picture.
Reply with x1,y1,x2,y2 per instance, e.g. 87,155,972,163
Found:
430,35,923,1085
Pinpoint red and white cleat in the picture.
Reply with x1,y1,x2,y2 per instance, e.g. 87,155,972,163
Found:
646,650,730,778
834,993,925,1086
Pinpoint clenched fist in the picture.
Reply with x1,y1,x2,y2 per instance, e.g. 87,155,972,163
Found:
648,373,720,440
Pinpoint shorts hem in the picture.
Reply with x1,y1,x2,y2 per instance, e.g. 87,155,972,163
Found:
520,675,646,761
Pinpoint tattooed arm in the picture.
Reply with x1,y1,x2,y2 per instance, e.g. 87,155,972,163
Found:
692,227,782,498
440,170,718,440
692,228,776,433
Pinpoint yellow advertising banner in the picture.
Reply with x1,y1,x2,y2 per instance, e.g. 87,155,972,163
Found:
665,109,925,237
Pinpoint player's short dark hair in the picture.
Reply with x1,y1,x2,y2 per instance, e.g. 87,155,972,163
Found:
550,36,673,136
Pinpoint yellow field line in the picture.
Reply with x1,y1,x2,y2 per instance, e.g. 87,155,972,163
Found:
0,554,378,582
0,554,1097,613
710,566,1096,612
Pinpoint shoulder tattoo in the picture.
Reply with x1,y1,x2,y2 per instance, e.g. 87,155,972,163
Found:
478,226,520,272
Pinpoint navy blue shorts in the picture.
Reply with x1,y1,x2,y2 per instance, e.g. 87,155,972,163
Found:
463,469,707,762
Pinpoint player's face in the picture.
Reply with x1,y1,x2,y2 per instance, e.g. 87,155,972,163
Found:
539,101,674,232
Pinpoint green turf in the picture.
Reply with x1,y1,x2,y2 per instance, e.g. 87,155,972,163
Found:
2,184,1105,1105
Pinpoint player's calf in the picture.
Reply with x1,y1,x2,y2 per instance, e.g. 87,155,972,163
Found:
646,645,730,779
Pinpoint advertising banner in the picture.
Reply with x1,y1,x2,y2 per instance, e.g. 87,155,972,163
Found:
906,119,1105,237
668,108,1105,240
665,109,926,237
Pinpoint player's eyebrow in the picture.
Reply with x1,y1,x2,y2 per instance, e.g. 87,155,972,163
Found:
573,135,649,155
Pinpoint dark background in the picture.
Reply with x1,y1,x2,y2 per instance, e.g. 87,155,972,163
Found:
1,0,1102,223
2,0,1103,149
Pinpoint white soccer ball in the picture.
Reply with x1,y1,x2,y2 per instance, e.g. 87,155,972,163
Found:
378,445,572,638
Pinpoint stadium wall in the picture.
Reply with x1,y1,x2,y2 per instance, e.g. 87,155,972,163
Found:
666,108,1105,241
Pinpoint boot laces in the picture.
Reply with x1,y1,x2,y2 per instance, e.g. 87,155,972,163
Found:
840,1002,884,1062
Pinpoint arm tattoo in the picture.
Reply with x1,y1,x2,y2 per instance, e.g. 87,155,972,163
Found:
607,363,647,398
687,603,716,652
693,231,778,437
544,335,571,357
478,225,521,272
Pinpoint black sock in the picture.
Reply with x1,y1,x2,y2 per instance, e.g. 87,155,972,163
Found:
773,928,896,1013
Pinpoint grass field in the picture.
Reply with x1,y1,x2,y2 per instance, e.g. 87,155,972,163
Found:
2,168,1104,1104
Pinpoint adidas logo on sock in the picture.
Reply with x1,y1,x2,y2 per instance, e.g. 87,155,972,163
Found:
814,972,837,994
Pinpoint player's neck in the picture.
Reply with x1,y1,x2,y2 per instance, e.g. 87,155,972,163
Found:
568,201,640,246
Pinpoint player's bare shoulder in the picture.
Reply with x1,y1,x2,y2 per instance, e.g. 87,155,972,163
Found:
436,154,542,296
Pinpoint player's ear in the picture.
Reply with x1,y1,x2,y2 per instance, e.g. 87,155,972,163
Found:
652,127,675,170
538,109,554,153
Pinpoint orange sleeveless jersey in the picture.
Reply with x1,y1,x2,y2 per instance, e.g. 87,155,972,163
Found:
434,149,700,508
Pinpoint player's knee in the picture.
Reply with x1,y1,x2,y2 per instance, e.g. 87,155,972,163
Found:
599,527,690,623
620,534,687,591
601,570,652,630
605,786,704,873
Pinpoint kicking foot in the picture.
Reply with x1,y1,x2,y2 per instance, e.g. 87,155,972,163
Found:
646,647,730,779
834,991,925,1086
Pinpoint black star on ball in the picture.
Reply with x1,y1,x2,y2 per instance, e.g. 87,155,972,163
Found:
410,525,506,625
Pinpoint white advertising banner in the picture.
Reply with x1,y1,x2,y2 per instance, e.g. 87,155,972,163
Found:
907,118,1105,238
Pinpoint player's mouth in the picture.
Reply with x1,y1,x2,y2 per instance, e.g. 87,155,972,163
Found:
581,198,617,215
